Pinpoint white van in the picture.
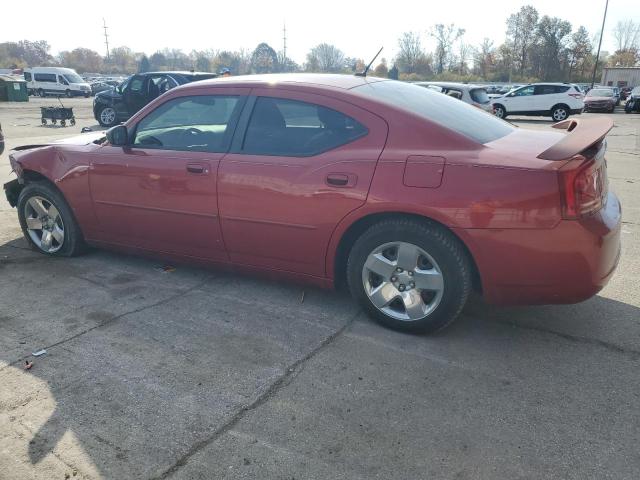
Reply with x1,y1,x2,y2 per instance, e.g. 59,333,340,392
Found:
23,67,91,98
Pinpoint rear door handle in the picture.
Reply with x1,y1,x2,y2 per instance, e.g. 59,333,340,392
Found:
186,163,210,175
326,173,356,187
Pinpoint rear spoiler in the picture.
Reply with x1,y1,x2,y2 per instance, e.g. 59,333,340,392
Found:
537,117,614,161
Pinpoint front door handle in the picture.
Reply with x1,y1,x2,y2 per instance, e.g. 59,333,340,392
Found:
326,173,356,187
186,163,210,175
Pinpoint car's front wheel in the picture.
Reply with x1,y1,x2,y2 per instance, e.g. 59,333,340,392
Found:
347,219,471,333
17,182,85,257
98,107,117,127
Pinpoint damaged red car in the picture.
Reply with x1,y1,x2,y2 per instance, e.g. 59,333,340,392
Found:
4,74,621,333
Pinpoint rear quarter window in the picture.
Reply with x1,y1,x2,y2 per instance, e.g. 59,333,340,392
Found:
354,80,514,144
470,88,489,104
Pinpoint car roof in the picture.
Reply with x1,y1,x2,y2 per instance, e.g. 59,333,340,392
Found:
415,81,484,90
143,71,214,76
188,73,388,90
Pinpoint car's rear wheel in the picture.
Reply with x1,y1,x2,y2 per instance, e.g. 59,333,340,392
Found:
38,89,45,97
66,89,72,98
493,104,506,119
347,219,471,333
17,182,85,257
551,105,569,121
98,107,117,127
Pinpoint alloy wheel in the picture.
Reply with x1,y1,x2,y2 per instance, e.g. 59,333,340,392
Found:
362,241,444,321
100,107,116,126
23,196,65,253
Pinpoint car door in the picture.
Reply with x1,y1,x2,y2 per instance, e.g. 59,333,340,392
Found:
218,90,388,277
123,75,147,116
88,89,248,261
533,84,559,112
502,85,535,113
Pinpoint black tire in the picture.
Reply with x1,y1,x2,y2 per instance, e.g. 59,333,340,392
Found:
66,89,72,98
493,104,506,119
38,89,45,97
17,182,85,257
347,218,471,334
551,105,569,122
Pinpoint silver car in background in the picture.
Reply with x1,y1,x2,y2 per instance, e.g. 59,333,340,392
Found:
415,82,493,113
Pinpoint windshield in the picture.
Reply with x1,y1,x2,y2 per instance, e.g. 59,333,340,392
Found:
354,80,514,144
587,89,613,97
63,73,84,84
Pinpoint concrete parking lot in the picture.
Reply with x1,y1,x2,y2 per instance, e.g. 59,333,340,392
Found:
1,97,639,480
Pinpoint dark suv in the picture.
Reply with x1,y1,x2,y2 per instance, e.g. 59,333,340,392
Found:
93,71,217,127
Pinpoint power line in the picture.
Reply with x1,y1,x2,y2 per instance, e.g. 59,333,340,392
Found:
102,18,110,61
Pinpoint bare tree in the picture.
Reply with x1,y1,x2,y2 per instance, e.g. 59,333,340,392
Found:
612,20,640,52
430,24,465,74
473,38,495,79
457,42,471,74
506,5,539,77
305,44,345,72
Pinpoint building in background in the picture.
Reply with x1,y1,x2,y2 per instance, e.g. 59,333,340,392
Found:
601,67,640,88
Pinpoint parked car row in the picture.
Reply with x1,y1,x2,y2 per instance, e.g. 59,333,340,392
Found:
415,82,493,113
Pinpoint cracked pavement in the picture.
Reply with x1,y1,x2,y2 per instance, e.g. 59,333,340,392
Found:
1,99,639,479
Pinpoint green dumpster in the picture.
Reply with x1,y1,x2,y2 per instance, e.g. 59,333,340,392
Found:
0,75,29,102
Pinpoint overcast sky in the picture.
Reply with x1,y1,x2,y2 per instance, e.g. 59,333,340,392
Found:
1,0,637,64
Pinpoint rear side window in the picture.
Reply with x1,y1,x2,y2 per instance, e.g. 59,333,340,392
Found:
133,95,241,152
470,88,489,104
24,72,32,81
354,80,514,144
242,97,368,157
34,73,56,83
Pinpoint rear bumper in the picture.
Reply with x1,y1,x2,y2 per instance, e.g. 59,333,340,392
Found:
461,191,621,305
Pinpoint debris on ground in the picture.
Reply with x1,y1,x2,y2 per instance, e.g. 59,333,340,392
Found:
24,361,33,370
32,349,47,356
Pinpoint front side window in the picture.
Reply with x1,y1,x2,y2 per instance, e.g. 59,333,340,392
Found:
513,86,534,96
58,75,69,85
242,97,368,157
129,77,144,93
132,95,241,152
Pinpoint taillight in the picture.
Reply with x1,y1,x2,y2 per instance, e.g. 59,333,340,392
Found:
558,155,607,219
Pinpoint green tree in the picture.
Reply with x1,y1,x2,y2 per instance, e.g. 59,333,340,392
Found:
251,43,278,73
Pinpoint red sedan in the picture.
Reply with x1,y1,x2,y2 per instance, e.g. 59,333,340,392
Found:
3,74,621,333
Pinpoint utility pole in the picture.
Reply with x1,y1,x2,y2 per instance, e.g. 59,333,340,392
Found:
103,18,110,61
591,0,609,89
282,23,287,71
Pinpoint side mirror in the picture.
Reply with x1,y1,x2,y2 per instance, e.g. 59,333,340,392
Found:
106,125,128,146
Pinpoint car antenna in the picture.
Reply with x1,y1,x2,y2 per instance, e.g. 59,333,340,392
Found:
355,47,383,77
